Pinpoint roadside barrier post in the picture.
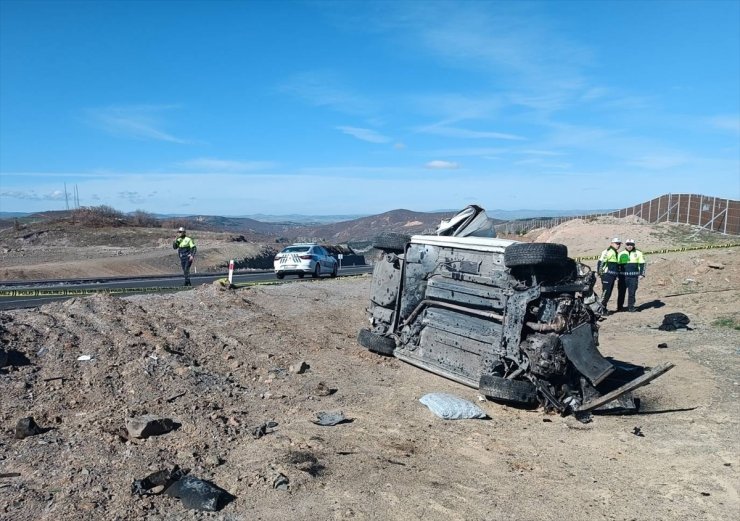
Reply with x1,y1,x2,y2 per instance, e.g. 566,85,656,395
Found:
228,259,234,285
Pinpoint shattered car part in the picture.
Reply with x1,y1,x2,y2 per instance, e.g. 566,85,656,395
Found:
358,222,673,416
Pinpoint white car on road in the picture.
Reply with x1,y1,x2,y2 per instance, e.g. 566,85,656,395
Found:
274,243,338,279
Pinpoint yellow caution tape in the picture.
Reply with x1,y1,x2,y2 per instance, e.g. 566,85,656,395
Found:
575,242,739,262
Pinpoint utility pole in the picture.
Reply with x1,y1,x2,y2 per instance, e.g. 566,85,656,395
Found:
64,182,69,210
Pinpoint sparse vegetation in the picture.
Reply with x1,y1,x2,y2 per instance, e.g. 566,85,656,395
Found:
130,209,161,228
71,205,126,227
711,316,740,330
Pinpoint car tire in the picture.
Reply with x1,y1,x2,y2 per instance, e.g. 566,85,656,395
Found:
504,243,568,267
312,264,321,278
373,232,410,253
357,328,396,356
479,374,538,405
298,273,305,279
331,263,338,278
276,272,285,279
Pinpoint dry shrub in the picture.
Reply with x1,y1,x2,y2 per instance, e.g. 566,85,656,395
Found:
71,205,126,227
130,210,161,228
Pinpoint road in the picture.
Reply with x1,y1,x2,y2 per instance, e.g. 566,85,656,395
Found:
0,265,373,310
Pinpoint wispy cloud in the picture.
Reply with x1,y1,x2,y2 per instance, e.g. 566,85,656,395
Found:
118,191,151,204
337,126,392,143
0,189,67,201
279,71,377,116
418,124,525,141
425,160,459,169
178,158,276,172
85,104,191,144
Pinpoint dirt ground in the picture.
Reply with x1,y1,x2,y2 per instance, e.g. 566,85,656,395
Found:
0,218,738,520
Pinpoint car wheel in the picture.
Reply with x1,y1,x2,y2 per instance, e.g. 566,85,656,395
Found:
276,272,285,279
504,243,568,267
373,232,410,253
312,263,321,278
479,374,538,405
331,263,338,278
298,273,305,279
357,328,396,356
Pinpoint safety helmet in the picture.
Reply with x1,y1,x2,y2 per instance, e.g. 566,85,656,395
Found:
625,239,636,245
178,227,185,233
611,237,621,244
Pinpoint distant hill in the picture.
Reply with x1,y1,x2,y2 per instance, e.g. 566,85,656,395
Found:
301,209,503,243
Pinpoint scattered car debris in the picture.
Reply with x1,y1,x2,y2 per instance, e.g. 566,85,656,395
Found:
132,466,233,511
0,473,21,479
15,417,44,439
165,475,234,511
419,393,488,420
707,263,725,270
632,426,645,437
132,466,186,496
658,343,669,349
252,420,278,439
77,355,93,361
312,411,352,426
358,207,674,418
273,473,289,491
125,415,179,439
658,313,692,331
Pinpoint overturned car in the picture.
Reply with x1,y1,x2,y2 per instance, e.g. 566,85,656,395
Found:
358,207,672,416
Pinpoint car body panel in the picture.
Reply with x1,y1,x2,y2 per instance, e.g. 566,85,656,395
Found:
361,230,672,415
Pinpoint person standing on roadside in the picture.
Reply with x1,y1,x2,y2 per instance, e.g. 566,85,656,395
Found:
617,239,646,312
173,226,197,286
596,237,621,313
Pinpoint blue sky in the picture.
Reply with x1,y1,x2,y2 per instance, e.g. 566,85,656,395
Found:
1,0,738,216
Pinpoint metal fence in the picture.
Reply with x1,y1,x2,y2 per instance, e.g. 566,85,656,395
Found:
495,193,739,236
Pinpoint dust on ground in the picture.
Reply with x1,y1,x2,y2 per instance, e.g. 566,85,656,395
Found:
1,217,738,520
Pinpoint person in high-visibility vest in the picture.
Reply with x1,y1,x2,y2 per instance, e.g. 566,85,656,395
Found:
173,227,197,286
596,237,622,313
617,239,646,312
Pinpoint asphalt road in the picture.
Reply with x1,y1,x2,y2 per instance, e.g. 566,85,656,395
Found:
0,265,373,310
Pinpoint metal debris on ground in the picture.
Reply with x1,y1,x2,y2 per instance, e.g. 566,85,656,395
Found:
251,420,278,439
632,426,645,437
273,473,289,491
132,466,234,511
312,411,352,426
658,343,669,349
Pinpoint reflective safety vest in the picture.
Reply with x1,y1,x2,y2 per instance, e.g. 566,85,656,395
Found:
618,249,646,276
173,236,197,260
597,246,620,275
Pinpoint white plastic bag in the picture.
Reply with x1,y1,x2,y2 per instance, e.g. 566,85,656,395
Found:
419,393,488,420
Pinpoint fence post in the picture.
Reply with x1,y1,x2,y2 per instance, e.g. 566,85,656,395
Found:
711,197,717,233
725,199,729,235
686,194,691,224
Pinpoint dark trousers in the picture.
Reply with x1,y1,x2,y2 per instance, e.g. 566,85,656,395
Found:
617,276,639,310
180,256,193,285
600,273,617,308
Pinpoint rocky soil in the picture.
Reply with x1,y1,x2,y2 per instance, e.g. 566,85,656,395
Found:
0,218,738,520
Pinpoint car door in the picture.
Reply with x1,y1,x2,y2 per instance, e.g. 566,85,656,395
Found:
315,246,328,273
